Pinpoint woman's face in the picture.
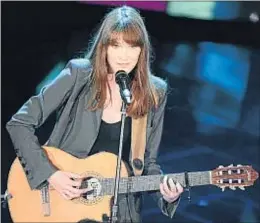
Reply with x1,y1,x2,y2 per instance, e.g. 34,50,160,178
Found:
106,34,141,75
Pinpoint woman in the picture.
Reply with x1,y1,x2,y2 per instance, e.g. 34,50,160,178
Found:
6,5,183,222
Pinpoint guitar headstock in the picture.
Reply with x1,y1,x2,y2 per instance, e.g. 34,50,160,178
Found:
211,164,259,191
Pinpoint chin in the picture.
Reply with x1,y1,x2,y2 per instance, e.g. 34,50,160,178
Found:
123,68,135,73
114,68,130,73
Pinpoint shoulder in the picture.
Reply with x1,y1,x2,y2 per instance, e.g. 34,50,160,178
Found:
65,58,93,82
68,58,92,70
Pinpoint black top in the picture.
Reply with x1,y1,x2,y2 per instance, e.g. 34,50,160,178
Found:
89,117,131,164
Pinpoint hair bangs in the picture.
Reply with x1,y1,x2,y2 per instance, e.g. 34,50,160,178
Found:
106,22,144,47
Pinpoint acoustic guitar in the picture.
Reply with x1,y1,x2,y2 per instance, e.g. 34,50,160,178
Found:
6,146,259,222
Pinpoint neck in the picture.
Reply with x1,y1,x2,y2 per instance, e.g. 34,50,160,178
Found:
107,73,115,81
107,74,118,89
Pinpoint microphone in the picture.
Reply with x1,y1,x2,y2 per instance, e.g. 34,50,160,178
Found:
115,70,132,105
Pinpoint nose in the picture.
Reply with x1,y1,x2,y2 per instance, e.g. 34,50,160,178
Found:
118,47,129,61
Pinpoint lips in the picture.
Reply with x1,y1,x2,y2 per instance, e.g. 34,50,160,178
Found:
117,63,129,66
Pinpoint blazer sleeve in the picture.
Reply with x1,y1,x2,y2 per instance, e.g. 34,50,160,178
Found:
143,85,181,218
6,60,79,190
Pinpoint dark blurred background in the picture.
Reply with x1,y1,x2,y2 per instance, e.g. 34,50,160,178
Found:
1,1,260,223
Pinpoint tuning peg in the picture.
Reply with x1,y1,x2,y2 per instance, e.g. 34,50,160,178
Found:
239,186,245,190
228,164,234,167
229,186,236,190
218,165,224,168
237,164,242,167
221,187,225,192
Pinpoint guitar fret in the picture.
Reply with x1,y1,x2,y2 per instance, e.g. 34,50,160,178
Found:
168,173,186,186
188,171,211,186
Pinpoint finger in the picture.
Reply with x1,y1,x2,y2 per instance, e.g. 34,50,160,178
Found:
68,179,82,188
65,185,83,196
63,190,78,199
61,193,71,200
168,178,177,193
176,182,184,193
80,188,92,195
162,176,172,194
60,190,72,200
66,172,83,180
66,184,93,197
159,183,167,197
160,177,169,195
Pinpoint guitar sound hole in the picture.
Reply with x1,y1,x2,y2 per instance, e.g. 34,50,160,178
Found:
82,190,94,198
81,177,101,200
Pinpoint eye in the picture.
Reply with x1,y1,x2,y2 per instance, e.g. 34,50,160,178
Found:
130,42,141,47
130,44,140,49
111,43,120,48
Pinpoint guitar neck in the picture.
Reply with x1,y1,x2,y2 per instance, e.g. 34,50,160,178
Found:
99,171,212,195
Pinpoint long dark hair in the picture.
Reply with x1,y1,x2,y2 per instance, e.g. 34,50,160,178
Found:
85,6,164,118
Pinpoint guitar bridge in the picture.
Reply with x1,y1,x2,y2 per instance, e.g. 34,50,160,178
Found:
41,185,50,216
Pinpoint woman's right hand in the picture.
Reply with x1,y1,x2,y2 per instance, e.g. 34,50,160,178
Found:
48,170,90,200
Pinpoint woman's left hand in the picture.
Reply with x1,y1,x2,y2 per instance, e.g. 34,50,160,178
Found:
159,175,184,203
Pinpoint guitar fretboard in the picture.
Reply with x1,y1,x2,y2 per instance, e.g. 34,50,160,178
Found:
82,171,211,196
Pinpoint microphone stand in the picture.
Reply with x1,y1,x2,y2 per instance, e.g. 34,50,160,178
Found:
110,101,127,223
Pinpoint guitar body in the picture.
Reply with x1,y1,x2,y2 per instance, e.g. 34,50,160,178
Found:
7,146,129,223
7,146,259,222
